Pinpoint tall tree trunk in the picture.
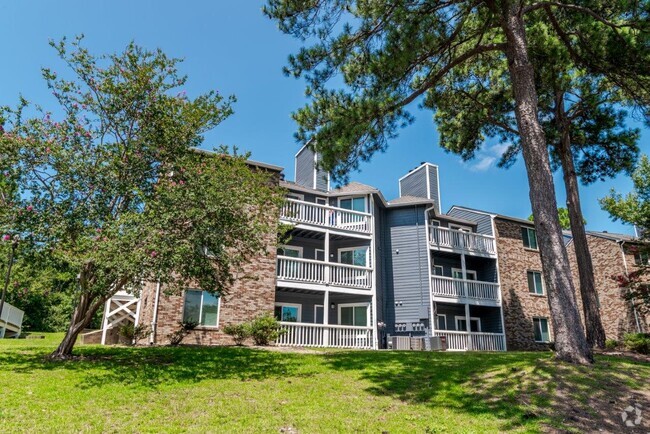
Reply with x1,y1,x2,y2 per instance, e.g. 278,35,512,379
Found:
555,92,607,349
50,290,105,359
499,5,592,363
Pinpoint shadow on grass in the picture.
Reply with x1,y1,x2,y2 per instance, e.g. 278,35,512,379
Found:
322,350,650,432
0,345,313,389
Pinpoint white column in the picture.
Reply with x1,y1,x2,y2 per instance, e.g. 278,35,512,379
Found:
100,298,112,345
323,290,330,347
464,302,472,351
460,253,468,298
324,229,331,284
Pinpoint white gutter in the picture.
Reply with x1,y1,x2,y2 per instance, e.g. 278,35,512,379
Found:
150,281,161,345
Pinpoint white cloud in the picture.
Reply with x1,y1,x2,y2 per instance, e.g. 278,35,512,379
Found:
471,156,497,172
467,142,511,172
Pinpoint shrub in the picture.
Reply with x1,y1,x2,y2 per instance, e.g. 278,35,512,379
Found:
223,323,251,345
118,323,151,346
605,339,619,350
168,321,198,346
623,333,650,354
248,314,285,346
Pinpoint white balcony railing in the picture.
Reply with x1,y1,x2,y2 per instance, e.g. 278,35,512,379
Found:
277,256,373,290
0,301,24,337
433,331,505,351
430,275,500,302
429,226,496,256
276,321,374,349
281,199,372,234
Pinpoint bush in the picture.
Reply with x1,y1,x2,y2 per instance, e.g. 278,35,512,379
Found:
118,323,151,345
168,321,198,346
248,314,285,346
623,333,650,354
605,339,619,350
223,323,251,345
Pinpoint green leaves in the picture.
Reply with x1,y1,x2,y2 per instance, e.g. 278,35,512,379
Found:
600,155,650,232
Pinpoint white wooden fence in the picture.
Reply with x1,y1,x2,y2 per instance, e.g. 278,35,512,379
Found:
281,199,372,233
277,256,373,290
276,322,374,349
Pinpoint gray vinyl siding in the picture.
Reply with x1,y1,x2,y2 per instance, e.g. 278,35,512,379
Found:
373,199,385,326
447,208,494,236
275,291,372,325
295,146,315,189
399,166,428,199
465,257,498,282
382,205,430,334
435,304,502,333
427,165,441,214
315,152,329,191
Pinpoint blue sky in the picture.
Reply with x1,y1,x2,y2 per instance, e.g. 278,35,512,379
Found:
1,1,646,234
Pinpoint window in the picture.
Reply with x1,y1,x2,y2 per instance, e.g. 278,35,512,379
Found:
433,265,444,276
339,247,368,267
339,303,369,326
634,251,649,266
314,305,324,324
286,192,304,201
436,314,447,330
315,197,328,205
183,290,220,327
274,303,301,322
452,268,477,281
522,227,538,250
533,317,550,342
450,224,471,233
527,271,544,295
315,249,325,261
278,245,303,258
455,316,481,332
339,196,366,213
430,220,440,227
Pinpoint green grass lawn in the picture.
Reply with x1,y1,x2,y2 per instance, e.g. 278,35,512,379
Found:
1,334,649,433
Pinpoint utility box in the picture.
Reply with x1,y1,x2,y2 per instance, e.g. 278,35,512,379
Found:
430,336,446,351
410,337,425,351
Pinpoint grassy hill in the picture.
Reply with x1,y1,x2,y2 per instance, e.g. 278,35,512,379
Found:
0,334,648,433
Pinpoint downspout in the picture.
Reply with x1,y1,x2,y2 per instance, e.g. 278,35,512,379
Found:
619,241,642,333
150,281,161,345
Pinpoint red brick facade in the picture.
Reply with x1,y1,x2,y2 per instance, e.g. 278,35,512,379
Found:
495,217,649,350
136,238,278,346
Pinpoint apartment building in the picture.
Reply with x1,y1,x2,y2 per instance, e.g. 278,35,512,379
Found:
97,147,648,350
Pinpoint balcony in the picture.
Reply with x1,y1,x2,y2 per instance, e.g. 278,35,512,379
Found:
430,275,500,304
277,256,373,291
0,301,24,338
429,226,496,257
280,198,372,234
433,330,505,351
276,322,374,349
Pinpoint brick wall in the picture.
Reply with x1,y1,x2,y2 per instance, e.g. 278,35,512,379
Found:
137,234,278,346
494,218,552,350
495,218,649,349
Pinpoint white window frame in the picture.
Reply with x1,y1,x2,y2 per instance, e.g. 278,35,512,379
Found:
315,197,328,205
274,302,302,322
430,219,440,227
338,246,369,267
533,317,551,342
182,289,221,328
436,314,447,330
314,304,324,324
315,248,325,262
454,315,481,332
451,268,477,281
286,192,304,201
433,265,444,276
338,302,370,327
279,245,303,258
450,224,472,233
522,226,538,250
338,195,367,213
527,270,545,295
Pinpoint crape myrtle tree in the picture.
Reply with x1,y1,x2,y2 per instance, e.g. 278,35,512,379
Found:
2,37,285,358
429,9,644,349
601,155,650,316
265,0,648,363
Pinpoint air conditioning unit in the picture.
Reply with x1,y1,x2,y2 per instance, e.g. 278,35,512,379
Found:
391,336,411,350
429,336,446,351
410,337,425,351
